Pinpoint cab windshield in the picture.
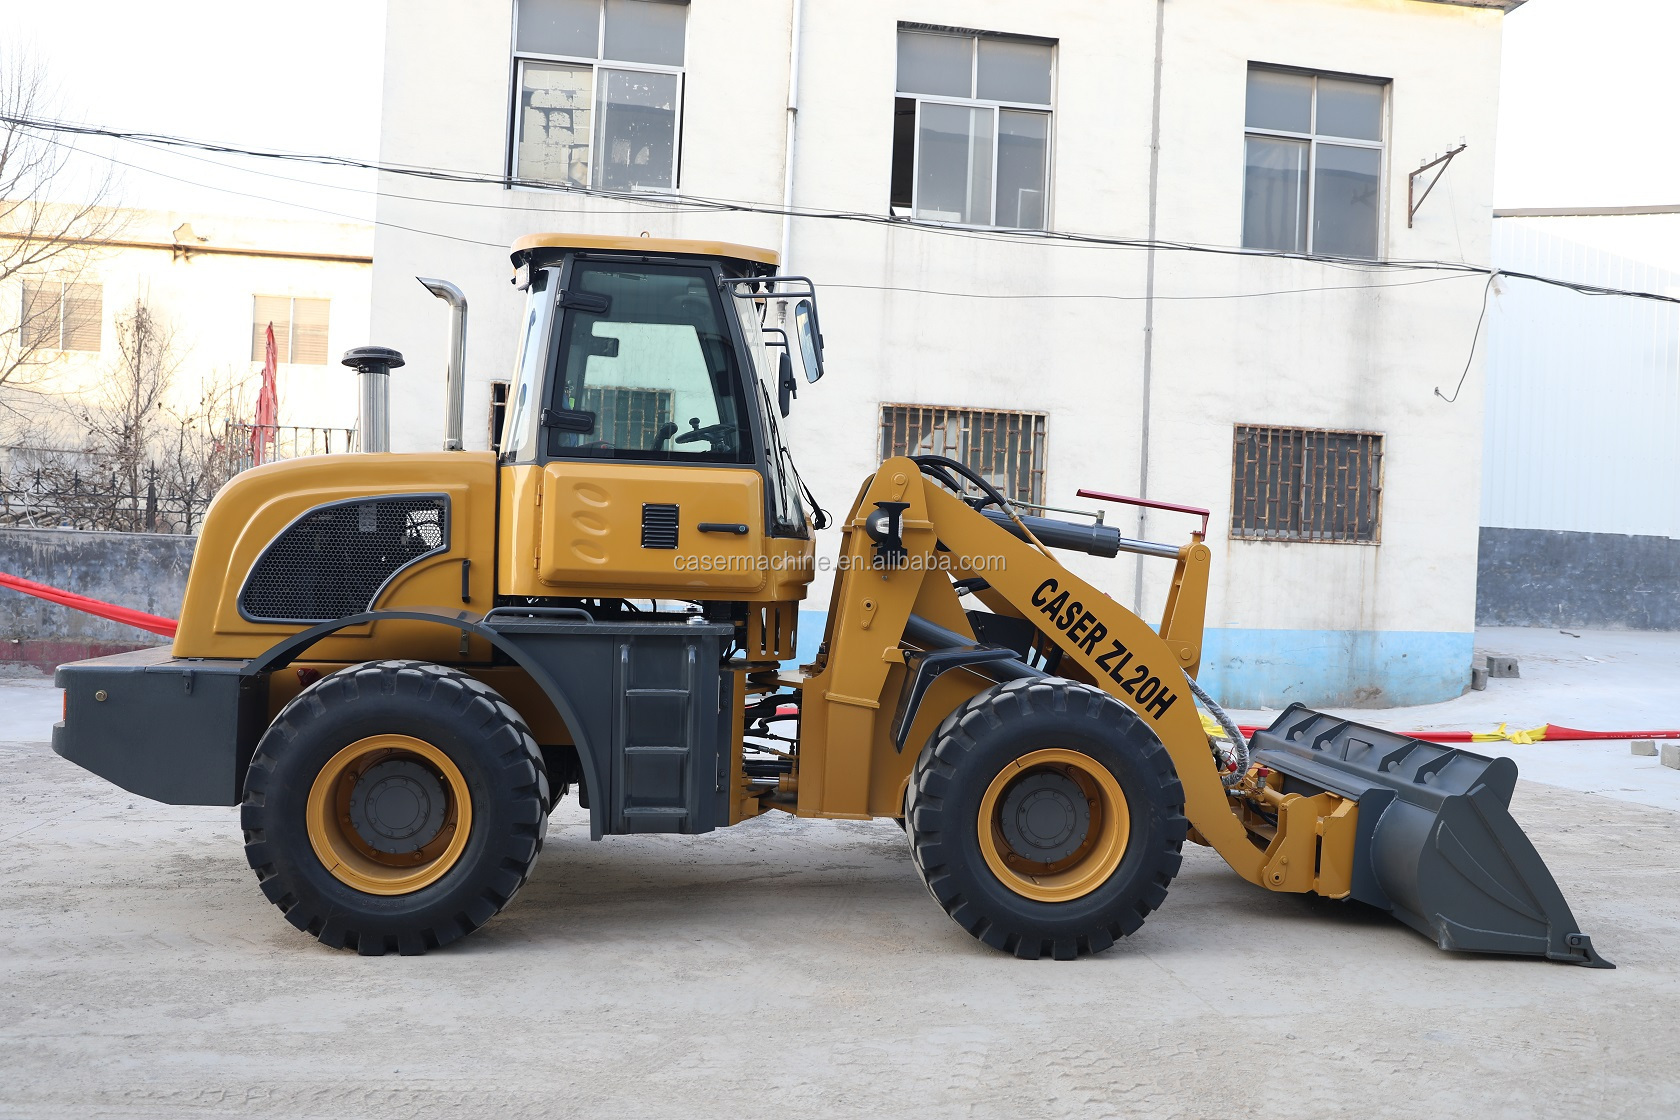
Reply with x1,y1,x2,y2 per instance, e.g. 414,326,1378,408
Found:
547,261,752,463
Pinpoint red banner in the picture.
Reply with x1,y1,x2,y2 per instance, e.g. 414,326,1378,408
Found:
251,321,280,466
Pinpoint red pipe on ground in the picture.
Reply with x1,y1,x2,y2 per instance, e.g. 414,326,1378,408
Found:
0,571,178,639
1232,724,1680,744
8,580,1671,745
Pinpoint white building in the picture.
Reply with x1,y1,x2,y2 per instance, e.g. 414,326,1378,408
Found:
2,207,371,441
370,0,1523,707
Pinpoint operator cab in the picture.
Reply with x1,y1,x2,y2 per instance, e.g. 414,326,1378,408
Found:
495,234,825,607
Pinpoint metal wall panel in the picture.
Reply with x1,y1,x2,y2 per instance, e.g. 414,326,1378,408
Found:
1483,218,1680,538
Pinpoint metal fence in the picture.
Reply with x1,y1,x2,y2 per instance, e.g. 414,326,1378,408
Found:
880,404,1047,505
231,424,358,474
1230,424,1384,543
1,424,358,535
0,465,215,534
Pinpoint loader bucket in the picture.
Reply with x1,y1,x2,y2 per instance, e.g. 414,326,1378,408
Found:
1250,706,1612,967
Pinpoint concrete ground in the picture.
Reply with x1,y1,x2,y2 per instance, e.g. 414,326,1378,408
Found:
2,628,1678,1119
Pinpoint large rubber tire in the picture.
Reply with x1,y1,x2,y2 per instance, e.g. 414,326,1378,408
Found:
907,677,1187,960
242,660,549,955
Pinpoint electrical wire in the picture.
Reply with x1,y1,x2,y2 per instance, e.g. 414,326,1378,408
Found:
11,111,1680,309
1436,273,1498,404
36,122,1499,305
46,134,510,250
828,272,1482,303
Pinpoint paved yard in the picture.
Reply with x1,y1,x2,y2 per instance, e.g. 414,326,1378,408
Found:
2,630,1678,1118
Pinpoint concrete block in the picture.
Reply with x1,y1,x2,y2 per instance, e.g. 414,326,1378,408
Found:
1662,744,1680,770
1487,656,1520,679
1470,666,1489,691
1632,740,1658,757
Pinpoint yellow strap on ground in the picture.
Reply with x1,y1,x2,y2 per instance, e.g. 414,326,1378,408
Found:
1471,722,1548,745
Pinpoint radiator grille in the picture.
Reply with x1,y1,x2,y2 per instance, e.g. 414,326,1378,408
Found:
641,503,679,549
239,495,450,622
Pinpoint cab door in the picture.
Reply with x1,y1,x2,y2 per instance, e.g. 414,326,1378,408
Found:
519,256,770,599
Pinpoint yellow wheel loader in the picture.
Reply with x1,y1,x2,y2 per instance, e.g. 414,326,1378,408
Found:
53,235,1609,965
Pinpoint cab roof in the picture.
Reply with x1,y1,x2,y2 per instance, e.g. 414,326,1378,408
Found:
510,233,779,269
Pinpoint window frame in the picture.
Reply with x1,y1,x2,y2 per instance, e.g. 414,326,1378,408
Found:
251,295,330,366
1241,64,1390,259
1229,423,1385,545
541,257,756,466
20,279,102,353
879,402,1048,506
893,25,1057,231
507,0,689,193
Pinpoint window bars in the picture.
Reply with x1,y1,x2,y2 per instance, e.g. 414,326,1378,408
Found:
881,404,1047,506
1230,424,1383,543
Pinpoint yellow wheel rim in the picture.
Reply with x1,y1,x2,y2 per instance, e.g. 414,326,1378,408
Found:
977,748,1130,903
305,734,472,896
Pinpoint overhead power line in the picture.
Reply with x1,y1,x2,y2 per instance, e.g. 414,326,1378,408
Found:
6,112,1680,310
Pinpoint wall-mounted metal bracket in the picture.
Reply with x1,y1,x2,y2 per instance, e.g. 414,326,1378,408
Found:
1409,144,1467,228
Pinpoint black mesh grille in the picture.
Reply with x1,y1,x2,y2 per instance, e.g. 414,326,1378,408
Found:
641,503,679,549
240,495,450,622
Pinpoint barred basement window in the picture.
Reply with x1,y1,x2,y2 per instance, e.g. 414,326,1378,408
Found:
880,404,1046,505
584,385,672,450
1230,425,1382,543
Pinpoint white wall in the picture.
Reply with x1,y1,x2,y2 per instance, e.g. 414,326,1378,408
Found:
1483,214,1680,539
2,208,371,433
371,0,1509,688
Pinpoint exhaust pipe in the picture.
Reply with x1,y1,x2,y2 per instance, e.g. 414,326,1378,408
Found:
341,346,405,453
418,277,467,451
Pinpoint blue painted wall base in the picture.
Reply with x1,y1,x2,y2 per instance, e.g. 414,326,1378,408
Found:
790,610,1471,710
1198,628,1473,709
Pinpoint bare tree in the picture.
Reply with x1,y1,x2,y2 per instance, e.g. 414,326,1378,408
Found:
152,360,251,517
1,300,244,533
0,47,124,394
82,299,180,500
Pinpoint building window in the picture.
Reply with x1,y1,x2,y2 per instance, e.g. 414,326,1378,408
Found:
881,404,1046,505
1243,66,1387,259
891,25,1053,229
512,0,687,192
1230,425,1383,543
585,385,673,449
20,280,102,352
252,296,330,365
489,381,511,453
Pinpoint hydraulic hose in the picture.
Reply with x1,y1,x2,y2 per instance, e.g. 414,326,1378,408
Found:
1183,673,1249,788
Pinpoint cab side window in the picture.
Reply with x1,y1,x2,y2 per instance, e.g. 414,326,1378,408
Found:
547,262,753,463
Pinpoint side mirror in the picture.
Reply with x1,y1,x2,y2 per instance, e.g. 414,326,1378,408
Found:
793,297,824,383
777,352,797,417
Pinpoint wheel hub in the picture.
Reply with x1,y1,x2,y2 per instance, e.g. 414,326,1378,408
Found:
348,759,447,854
999,769,1090,864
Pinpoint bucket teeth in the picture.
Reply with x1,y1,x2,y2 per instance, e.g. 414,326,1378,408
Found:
1250,705,1613,968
